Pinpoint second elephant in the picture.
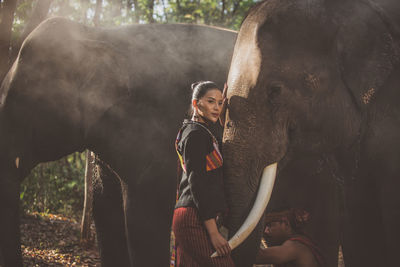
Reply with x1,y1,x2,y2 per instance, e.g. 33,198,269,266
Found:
0,18,236,267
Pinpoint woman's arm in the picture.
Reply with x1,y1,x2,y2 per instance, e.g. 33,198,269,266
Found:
204,218,231,256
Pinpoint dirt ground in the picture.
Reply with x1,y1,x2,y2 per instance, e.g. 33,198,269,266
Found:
20,213,345,266
21,213,100,266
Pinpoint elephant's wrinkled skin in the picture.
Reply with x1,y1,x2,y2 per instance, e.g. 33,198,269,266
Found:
0,18,236,266
223,0,400,266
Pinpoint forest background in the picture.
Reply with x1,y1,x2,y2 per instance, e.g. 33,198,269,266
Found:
0,0,257,219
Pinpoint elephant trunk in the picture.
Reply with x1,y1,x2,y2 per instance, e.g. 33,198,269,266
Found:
222,144,277,265
212,163,277,257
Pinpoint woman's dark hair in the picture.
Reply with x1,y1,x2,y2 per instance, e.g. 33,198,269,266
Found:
191,81,221,101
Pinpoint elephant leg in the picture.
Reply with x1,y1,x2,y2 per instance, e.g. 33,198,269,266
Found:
375,128,400,267
123,160,175,267
0,161,23,267
307,182,341,267
344,115,400,267
92,159,130,267
342,170,384,267
380,171,400,267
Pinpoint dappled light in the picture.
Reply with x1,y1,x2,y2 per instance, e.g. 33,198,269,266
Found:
21,212,99,266
20,152,86,218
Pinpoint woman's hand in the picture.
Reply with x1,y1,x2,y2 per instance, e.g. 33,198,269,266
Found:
209,231,231,257
219,82,228,126
204,217,231,257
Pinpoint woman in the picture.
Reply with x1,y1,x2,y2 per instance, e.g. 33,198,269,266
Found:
172,81,234,266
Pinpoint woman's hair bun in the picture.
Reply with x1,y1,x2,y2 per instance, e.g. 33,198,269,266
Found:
191,81,201,91
190,80,219,101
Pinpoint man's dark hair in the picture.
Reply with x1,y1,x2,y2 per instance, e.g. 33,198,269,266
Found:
265,206,310,234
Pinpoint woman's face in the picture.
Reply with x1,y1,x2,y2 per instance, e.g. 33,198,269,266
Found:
194,89,223,123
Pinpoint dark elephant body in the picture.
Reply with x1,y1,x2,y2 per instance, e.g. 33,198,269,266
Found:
0,18,236,266
223,0,400,266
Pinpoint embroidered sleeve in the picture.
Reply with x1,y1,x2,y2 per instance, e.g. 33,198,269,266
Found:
205,144,223,171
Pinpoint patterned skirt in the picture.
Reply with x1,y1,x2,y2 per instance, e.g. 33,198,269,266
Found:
172,207,235,267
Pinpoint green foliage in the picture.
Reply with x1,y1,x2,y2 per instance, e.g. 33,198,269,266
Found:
20,152,86,218
12,0,258,32
11,0,35,42
153,0,257,30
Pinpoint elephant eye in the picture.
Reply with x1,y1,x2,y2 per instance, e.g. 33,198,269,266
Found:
268,84,282,99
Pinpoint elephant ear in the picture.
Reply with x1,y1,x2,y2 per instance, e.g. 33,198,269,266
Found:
336,0,400,109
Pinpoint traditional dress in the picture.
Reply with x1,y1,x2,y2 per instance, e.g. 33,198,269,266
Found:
171,120,234,267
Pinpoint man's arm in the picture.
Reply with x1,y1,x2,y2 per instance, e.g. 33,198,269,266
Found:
255,240,299,264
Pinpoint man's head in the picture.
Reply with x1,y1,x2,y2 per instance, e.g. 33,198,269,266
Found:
263,208,310,246
264,218,293,246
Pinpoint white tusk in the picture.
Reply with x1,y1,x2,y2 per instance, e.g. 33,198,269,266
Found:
211,162,277,257
15,157,20,169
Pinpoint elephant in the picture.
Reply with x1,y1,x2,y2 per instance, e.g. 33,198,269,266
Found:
221,0,400,266
0,17,236,266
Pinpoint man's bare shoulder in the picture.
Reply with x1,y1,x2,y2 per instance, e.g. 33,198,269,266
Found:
282,239,320,267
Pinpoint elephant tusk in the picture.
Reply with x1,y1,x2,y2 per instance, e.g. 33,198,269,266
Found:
211,162,277,257
15,157,20,169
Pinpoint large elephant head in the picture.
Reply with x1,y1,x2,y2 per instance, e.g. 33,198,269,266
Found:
222,0,400,266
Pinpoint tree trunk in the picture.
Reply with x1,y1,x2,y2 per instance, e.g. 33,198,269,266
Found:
221,0,226,23
81,150,94,246
146,0,155,23
132,0,139,23
63,157,73,180
127,0,133,10
81,0,90,25
0,0,17,82
93,0,103,26
58,0,70,17
161,0,168,22
231,0,241,18
84,0,102,244
111,0,123,19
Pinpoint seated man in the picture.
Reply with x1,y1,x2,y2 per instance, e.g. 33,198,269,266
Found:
255,208,325,267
